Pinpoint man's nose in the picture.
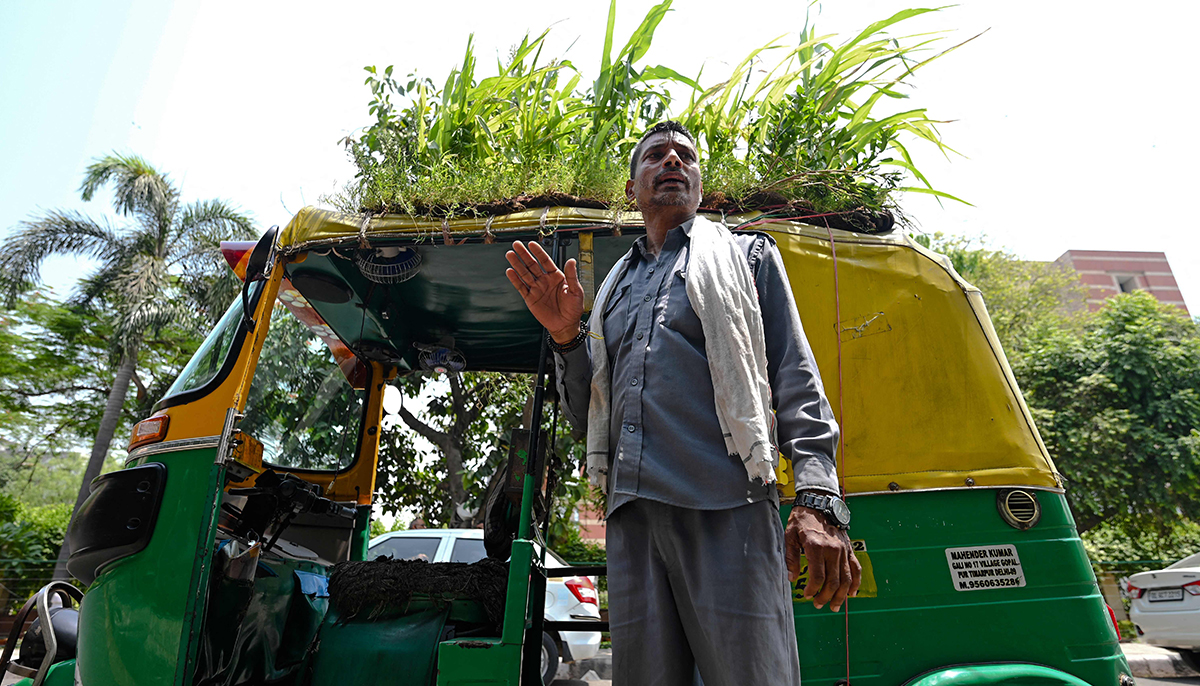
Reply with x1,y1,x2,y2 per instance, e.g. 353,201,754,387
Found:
663,149,683,168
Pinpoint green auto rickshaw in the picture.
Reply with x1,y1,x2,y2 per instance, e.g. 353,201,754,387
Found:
1,205,1132,685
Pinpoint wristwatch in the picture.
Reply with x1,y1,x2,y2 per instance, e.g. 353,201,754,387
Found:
796,491,851,530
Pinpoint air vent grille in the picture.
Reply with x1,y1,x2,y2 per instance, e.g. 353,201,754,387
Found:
997,489,1041,530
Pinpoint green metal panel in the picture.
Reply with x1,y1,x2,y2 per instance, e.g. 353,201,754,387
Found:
10,658,75,686
436,639,523,686
351,506,371,561
906,663,1092,685
75,449,224,685
500,540,534,646
307,606,448,686
786,489,1131,686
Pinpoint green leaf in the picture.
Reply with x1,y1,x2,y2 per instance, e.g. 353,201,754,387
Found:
896,185,972,205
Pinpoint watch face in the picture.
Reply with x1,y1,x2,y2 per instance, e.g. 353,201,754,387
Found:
831,498,851,526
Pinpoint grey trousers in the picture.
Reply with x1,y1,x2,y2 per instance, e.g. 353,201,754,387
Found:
606,499,802,686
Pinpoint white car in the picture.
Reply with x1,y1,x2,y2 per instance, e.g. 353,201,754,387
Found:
368,528,602,684
1128,552,1200,649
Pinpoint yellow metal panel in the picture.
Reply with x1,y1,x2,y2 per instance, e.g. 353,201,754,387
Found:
149,257,386,506
765,225,1060,494
294,362,393,505
156,259,285,443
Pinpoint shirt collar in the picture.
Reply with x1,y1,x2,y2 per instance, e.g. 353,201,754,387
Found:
627,216,697,262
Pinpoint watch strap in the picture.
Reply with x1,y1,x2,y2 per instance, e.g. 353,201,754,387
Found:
797,491,849,529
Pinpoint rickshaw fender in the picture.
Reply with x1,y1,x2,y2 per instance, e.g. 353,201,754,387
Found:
903,663,1093,686
10,658,76,686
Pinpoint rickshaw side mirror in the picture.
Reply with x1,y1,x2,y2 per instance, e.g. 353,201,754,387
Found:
241,226,279,331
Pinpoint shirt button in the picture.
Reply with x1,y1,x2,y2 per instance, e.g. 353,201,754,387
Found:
643,294,651,302
636,332,643,340
631,378,638,386
648,268,655,275
627,424,635,433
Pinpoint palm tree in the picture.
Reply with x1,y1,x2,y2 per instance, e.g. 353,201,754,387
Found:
0,153,255,577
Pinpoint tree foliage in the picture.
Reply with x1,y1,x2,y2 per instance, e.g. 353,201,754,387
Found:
0,288,199,505
1014,292,1200,534
241,309,365,471
923,235,1200,539
0,153,255,575
917,233,1086,349
372,369,597,540
0,492,72,612
1084,518,1200,569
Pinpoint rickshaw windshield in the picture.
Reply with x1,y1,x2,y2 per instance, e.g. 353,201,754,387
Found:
162,290,250,399
241,306,365,472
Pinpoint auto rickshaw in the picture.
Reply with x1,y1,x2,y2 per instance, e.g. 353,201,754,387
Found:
1,205,1133,685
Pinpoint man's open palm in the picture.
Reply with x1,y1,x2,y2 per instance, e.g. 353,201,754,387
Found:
505,240,585,343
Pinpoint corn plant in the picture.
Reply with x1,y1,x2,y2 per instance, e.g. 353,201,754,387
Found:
336,2,968,221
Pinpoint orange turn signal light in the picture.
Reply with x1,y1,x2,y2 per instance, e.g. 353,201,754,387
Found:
129,415,170,451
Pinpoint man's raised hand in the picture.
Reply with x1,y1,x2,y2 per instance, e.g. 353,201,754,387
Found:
505,241,585,344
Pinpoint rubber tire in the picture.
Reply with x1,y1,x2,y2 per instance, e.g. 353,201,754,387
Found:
540,631,559,685
1178,648,1200,673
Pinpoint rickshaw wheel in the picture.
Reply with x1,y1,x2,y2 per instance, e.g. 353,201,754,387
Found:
540,631,559,684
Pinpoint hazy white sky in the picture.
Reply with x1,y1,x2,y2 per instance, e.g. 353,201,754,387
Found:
2,0,1197,308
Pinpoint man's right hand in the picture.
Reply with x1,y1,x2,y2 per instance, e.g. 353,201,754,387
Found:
505,240,585,343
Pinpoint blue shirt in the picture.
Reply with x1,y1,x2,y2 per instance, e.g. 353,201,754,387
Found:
555,220,840,516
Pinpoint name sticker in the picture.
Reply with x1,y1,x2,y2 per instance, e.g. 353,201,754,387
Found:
945,545,1026,591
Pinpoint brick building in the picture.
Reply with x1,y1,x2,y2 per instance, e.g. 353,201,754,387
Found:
576,502,607,548
1056,250,1189,314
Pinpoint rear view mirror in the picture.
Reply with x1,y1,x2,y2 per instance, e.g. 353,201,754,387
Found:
241,226,279,332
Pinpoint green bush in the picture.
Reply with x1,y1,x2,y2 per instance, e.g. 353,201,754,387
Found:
20,502,71,554
0,501,71,613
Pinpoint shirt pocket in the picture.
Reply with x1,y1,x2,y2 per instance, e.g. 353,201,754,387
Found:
660,269,705,341
602,284,630,320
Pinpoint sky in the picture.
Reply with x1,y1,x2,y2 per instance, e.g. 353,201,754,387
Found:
1,0,1197,308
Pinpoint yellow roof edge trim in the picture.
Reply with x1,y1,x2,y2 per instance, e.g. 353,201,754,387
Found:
277,205,927,253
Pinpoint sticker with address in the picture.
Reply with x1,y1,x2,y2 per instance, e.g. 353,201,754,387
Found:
946,544,1026,591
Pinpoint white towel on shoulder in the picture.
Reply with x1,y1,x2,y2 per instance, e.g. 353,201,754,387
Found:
585,215,777,492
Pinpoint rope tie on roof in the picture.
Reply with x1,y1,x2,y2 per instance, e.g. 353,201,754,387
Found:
357,213,373,250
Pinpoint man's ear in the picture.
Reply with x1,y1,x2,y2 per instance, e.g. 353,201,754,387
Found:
625,178,635,201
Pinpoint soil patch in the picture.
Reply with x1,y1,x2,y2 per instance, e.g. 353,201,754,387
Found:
329,557,509,627
365,191,894,235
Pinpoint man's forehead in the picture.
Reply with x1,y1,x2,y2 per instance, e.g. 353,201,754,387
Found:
639,131,696,155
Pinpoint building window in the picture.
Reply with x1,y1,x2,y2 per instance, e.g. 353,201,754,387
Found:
1117,275,1142,293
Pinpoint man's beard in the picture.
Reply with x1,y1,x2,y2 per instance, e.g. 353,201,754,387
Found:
650,187,692,207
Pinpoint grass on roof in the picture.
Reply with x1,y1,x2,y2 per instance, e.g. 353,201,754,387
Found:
329,2,971,231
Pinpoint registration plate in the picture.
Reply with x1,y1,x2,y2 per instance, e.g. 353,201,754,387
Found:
1148,588,1185,602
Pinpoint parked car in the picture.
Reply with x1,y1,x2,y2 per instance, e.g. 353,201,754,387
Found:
368,529,602,684
1128,553,1200,649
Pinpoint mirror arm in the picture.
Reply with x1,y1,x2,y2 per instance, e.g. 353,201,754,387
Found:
239,226,280,333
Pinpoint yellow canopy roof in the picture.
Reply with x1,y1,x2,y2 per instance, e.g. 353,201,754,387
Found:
277,206,1061,495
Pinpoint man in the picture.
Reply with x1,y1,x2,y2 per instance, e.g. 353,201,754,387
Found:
504,121,860,685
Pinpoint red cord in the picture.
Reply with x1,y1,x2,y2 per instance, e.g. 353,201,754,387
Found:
825,223,851,685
